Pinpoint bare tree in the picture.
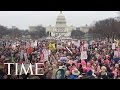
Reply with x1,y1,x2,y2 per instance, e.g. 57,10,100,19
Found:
88,18,120,41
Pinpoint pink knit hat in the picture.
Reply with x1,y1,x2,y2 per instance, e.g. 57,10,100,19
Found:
87,62,91,67
83,67,87,73
81,60,86,66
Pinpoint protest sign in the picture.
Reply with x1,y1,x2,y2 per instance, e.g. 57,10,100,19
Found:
30,41,34,48
67,41,71,46
112,43,115,50
34,40,38,47
42,49,49,61
81,51,88,60
66,47,72,54
49,43,56,51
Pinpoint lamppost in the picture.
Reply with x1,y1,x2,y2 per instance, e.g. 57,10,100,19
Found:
112,32,115,43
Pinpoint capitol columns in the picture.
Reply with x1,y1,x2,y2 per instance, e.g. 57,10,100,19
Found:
47,31,51,37
49,32,51,37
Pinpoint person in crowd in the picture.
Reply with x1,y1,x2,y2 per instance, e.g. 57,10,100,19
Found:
0,38,120,79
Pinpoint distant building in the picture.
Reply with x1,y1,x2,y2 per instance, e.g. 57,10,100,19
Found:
22,35,31,39
29,26,37,32
79,25,89,33
29,24,44,32
29,11,90,38
76,27,80,31
12,26,18,29
46,11,75,38
75,25,89,33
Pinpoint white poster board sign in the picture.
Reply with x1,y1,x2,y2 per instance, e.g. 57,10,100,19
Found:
114,51,119,58
34,40,38,47
31,41,34,48
67,42,71,46
81,51,88,60
84,43,88,50
112,43,115,50
43,49,49,61
12,44,16,50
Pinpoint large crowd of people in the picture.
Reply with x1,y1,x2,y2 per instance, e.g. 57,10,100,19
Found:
0,38,120,79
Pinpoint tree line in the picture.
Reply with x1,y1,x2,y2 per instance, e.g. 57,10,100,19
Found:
71,30,85,39
88,18,120,41
1,17,120,41
0,24,86,39
0,25,47,39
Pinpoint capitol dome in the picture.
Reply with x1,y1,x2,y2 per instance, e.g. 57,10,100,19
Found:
56,11,66,24
46,11,73,38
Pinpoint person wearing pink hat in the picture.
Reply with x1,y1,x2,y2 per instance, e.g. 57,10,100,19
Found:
81,60,86,66
86,62,92,72
81,60,87,74
70,63,77,73
104,55,110,65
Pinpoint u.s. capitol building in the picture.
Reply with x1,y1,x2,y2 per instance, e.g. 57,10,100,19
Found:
29,11,89,39
46,11,75,38
46,11,89,38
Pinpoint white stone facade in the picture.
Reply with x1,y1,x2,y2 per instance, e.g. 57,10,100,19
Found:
80,26,89,33
29,11,90,36
46,11,75,38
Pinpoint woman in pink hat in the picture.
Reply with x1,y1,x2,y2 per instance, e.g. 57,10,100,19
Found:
86,62,92,72
104,55,110,65
81,60,87,73
70,63,77,73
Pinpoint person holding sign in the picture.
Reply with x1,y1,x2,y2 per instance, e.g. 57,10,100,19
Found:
112,42,115,50
49,42,56,52
80,48,88,60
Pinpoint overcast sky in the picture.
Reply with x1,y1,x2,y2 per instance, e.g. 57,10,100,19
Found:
0,11,118,30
